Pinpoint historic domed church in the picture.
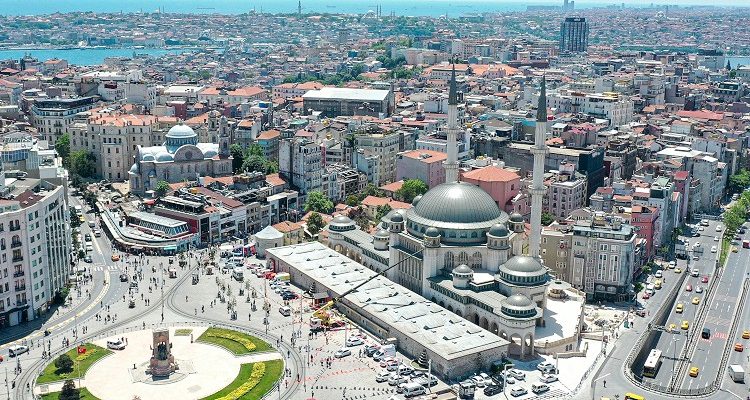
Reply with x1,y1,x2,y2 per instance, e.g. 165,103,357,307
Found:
327,69,583,358
128,120,233,195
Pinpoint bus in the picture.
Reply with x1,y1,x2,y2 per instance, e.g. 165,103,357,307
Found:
642,349,662,378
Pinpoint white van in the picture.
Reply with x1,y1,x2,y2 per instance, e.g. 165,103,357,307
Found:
531,383,549,394
106,339,126,350
232,267,244,281
279,306,291,316
8,345,28,357
401,382,426,397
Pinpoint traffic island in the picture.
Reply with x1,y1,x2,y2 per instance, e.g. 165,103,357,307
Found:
37,343,113,384
200,359,283,400
196,327,272,355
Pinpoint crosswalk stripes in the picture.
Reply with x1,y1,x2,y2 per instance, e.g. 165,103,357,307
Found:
92,265,121,272
535,389,569,399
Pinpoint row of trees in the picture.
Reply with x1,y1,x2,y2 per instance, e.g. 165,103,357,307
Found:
230,144,278,175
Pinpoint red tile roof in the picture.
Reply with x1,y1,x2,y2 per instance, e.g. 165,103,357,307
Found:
462,166,520,182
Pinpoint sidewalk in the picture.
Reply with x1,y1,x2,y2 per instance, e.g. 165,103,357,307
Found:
0,271,106,346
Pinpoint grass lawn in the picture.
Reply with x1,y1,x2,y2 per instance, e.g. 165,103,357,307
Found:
201,359,283,400
40,387,100,400
720,237,731,266
174,328,193,336
37,344,112,384
197,327,272,355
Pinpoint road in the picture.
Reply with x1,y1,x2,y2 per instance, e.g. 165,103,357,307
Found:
640,220,721,388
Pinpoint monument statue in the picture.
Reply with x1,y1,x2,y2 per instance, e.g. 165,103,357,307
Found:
147,328,177,377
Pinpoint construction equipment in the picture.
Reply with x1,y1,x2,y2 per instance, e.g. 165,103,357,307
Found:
309,248,423,331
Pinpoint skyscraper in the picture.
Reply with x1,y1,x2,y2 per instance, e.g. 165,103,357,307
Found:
529,77,549,259
559,17,589,53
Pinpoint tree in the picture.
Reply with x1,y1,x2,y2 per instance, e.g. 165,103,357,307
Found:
304,191,334,214
59,379,80,400
376,204,392,221
306,212,325,235
230,144,245,173
154,180,170,197
727,60,732,70
247,143,263,158
55,134,71,165
361,183,384,199
729,169,750,194
55,354,74,373
345,195,359,207
242,155,266,173
69,150,96,178
541,212,555,226
395,179,428,203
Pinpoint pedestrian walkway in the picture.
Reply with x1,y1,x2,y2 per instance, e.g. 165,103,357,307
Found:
91,265,124,272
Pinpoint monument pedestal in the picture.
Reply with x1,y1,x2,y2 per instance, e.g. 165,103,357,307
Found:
146,328,178,377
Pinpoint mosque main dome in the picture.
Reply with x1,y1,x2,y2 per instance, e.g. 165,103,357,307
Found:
405,181,508,245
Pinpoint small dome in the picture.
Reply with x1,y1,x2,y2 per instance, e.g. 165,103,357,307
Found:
391,213,404,223
509,212,524,223
374,229,390,238
488,223,510,237
155,152,174,162
166,123,197,139
412,195,423,206
142,153,155,161
424,226,440,238
329,215,355,232
203,149,217,158
503,256,546,274
129,164,139,174
505,293,534,309
452,264,472,275
332,215,352,224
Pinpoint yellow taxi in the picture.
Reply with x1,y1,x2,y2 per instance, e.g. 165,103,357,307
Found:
733,246,739,253
79,215,86,223
111,254,120,262
692,297,700,305
742,330,750,339
675,267,683,274
689,366,699,377
681,320,690,330
668,323,677,332
675,303,684,313
735,343,744,352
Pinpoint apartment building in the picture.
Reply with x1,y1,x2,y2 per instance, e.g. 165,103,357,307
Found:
396,149,447,189
354,128,400,186
543,90,634,127
0,179,70,327
278,138,323,197
545,161,588,219
31,96,98,143
571,214,637,301
271,82,325,100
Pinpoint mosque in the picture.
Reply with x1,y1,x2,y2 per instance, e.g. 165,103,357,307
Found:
326,70,584,358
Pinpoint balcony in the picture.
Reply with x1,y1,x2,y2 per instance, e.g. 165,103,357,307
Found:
14,285,26,292
15,299,27,306
9,225,20,232
11,241,22,249
12,256,23,262
13,271,24,278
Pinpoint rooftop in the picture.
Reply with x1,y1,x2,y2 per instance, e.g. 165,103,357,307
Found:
302,87,390,102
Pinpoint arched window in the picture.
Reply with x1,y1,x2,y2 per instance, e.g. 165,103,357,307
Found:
457,252,469,266
471,231,478,238
471,252,482,269
444,252,454,269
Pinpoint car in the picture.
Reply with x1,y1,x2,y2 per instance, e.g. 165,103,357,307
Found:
106,339,126,350
681,320,690,330
365,344,380,357
510,387,528,397
111,254,121,261
85,244,93,252
668,260,677,269
675,267,683,274
743,330,750,339
711,246,718,253
717,225,723,232
537,361,555,372
84,255,92,263
675,303,684,313
504,375,516,384
386,362,399,372
655,270,663,278
689,366,699,377
668,323,677,333
376,370,391,383
471,375,487,387
692,231,701,237
692,297,700,305
642,292,651,299
507,369,525,380
539,374,558,383
701,275,709,283
484,385,503,396
691,268,700,277
398,365,414,376
734,247,740,253
8,345,29,357
693,254,700,260
696,286,704,293
714,236,720,241
741,228,747,234
380,357,397,368
415,374,438,387
735,343,745,352
686,284,693,292
701,219,709,226
388,373,408,386
334,348,351,358
698,226,705,231
84,233,92,242
346,336,363,347
694,242,702,248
